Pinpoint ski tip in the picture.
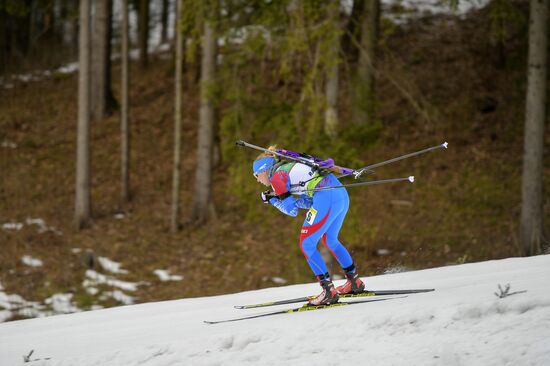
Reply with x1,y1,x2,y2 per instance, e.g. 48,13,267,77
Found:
204,319,226,325
234,305,245,309
408,176,415,183
442,141,448,149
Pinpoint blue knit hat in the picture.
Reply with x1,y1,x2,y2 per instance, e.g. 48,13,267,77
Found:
252,157,276,175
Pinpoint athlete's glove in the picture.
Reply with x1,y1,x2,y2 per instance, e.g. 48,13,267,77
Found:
260,190,276,203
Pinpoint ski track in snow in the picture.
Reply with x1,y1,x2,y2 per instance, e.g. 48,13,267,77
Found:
0,255,548,366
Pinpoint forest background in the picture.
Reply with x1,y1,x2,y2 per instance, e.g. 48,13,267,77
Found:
0,0,548,321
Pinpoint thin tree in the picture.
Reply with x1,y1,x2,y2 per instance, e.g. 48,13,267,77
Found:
520,0,548,256
353,0,380,125
0,8,7,74
191,19,217,223
171,0,184,232
342,0,364,63
91,0,116,121
56,0,80,59
75,0,92,229
324,4,341,139
59,0,79,59
139,0,150,68
161,0,169,44
121,0,130,204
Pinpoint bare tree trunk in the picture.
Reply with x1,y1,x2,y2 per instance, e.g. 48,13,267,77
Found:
0,10,6,74
171,0,184,232
520,0,548,256
70,0,79,58
324,74,339,138
121,0,130,204
324,7,340,139
16,6,31,59
192,20,216,223
342,0,364,63
28,2,36,56
161,0,169,44
75,0,92,229
353,0,379,125
44,2,55,43
212,108,221,168
91,0,115,121
60,0,78,58
139,0,149,68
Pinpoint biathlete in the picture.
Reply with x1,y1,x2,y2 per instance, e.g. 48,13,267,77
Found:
253,148,365,306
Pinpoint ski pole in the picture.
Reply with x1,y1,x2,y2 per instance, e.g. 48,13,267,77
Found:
343,142,448,179
305,176,414,192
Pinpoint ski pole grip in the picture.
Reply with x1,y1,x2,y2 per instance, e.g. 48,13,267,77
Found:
330,165,354,175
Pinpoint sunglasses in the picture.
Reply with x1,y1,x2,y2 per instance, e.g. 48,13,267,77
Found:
253,170,266,179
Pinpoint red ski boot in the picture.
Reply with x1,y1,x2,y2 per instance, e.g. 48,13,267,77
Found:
336,272,365,294
308,280,339,306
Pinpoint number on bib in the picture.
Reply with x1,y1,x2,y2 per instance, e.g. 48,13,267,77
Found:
306,207,317,225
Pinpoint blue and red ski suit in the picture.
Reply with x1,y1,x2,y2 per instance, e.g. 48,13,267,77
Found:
267,162,354,277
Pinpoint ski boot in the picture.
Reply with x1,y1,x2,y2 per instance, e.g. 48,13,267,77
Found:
308,279,339,306
336,271,366,295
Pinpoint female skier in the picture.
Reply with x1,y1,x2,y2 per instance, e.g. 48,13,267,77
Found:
253,148,365,306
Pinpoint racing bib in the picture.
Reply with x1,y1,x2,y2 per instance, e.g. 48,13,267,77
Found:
305,207,318,225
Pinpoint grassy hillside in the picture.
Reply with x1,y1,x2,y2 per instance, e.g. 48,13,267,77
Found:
1,5,549,319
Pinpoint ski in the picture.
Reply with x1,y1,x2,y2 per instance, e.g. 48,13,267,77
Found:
204,296,405,324
234,288,434,309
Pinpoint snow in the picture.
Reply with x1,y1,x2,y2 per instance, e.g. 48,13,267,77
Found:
1,140,17,149
1,218,62,235
82,268,139,305
101,290,135,306
1,222,23,231
43,294,81,315
25,217,62,235
0,290,44,321
269,276,287,285
384,0,490,24
383,265,411,274
377,248,391,256
0,255,548,365
0,286,82,321
21,256,43,268
0,252,140,320
97,257,129,274
83,270,140,292
153,269,183,282
0,258,139,320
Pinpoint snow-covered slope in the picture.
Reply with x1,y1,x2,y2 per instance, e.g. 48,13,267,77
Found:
0,255,549,366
